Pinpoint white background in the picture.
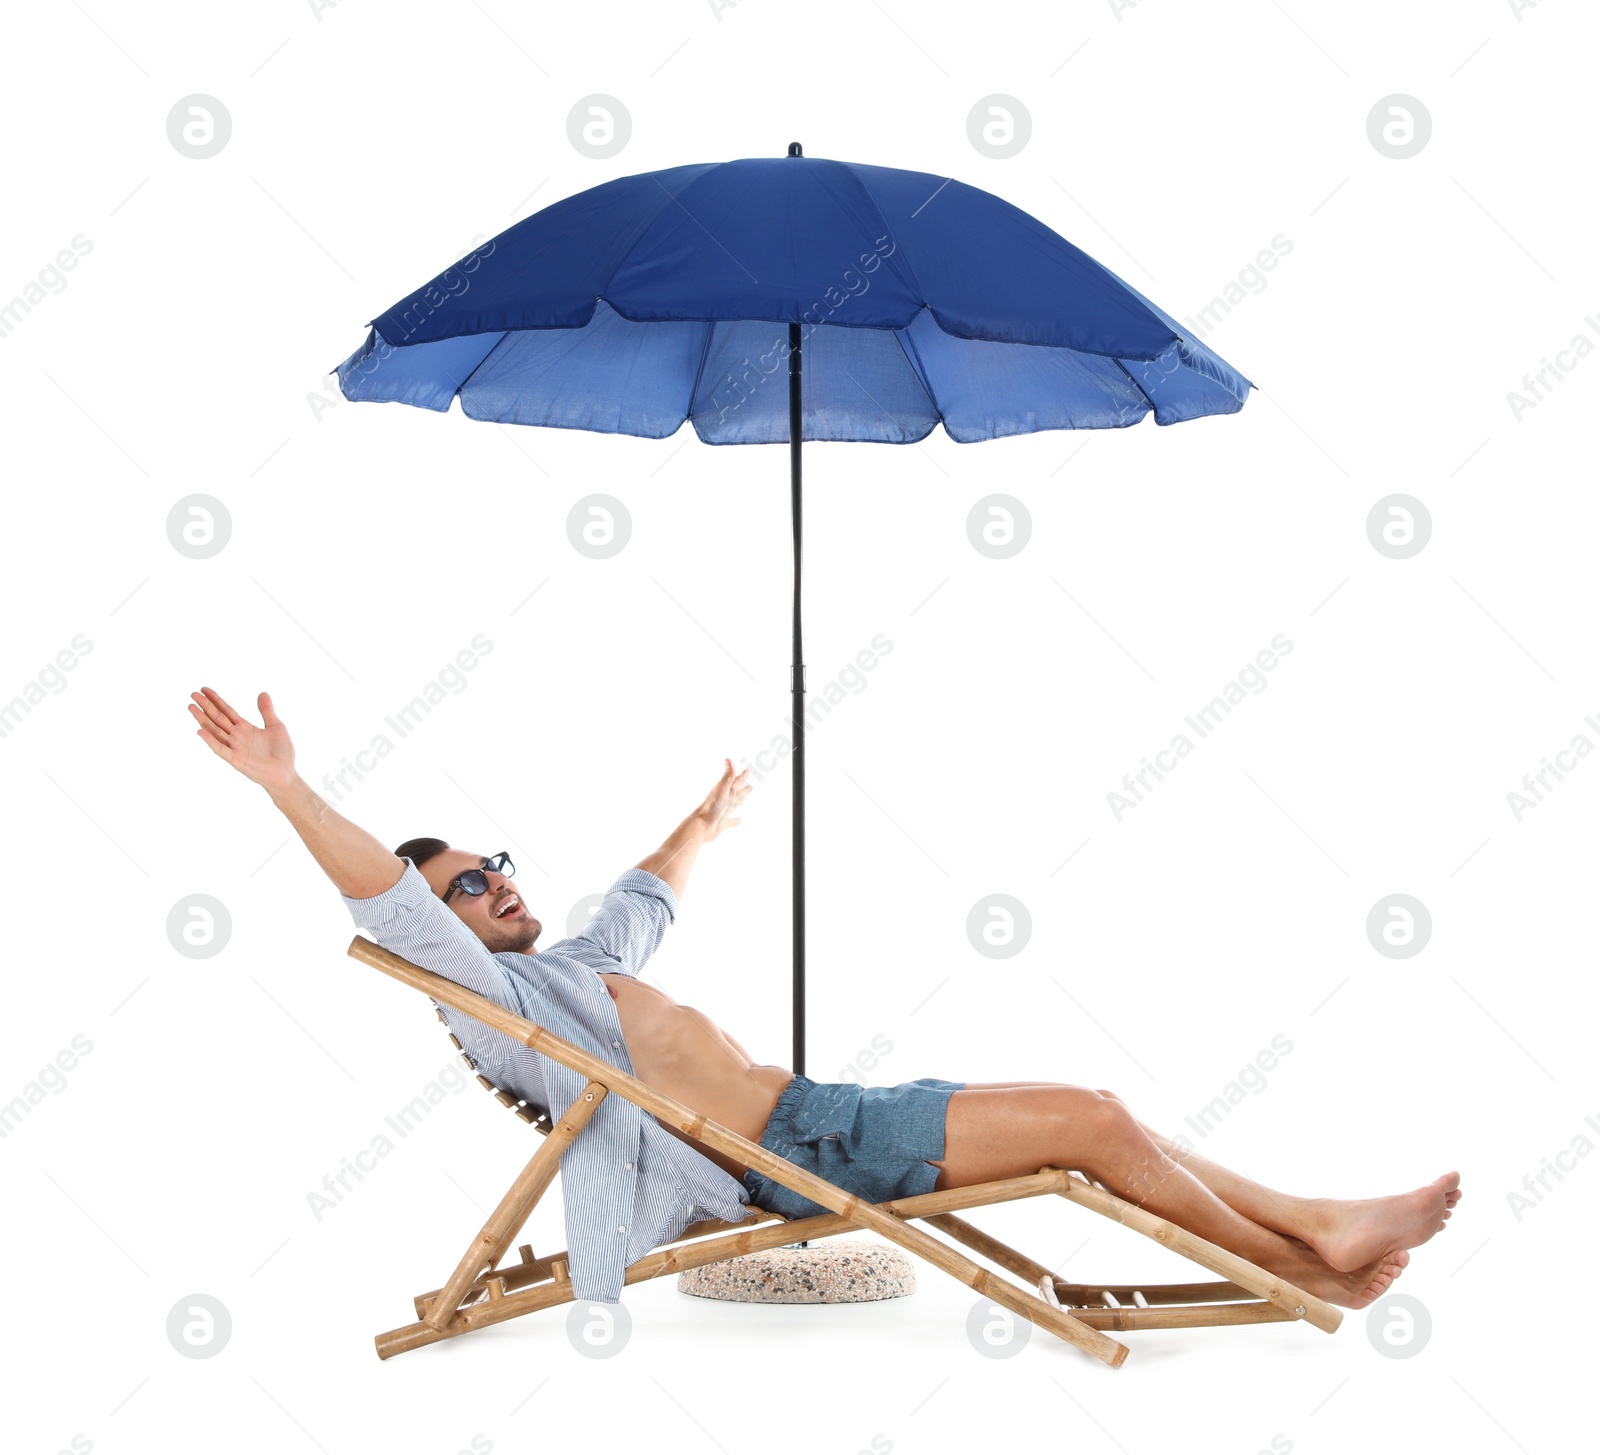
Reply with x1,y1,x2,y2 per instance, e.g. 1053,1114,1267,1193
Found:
2,2,1595,1452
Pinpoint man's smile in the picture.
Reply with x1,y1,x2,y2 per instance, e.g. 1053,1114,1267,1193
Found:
493,893,525,920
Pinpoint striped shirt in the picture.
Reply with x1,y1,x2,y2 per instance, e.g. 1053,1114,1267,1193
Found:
342,858,755,1303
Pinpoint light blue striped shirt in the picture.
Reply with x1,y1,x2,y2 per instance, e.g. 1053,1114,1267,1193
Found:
342,858,755,1303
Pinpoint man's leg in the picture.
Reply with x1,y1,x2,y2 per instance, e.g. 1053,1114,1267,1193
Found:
926,1083,1447,1307
954,1081,1460,1269
958,1081,1316,1227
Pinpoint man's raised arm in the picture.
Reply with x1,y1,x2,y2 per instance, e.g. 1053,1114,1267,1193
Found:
188,686,402,898
561,758,754,977
189,682,527,1038
634,757,752,900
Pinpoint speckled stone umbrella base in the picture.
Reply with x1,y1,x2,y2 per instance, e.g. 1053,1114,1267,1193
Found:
677,1241,918,1303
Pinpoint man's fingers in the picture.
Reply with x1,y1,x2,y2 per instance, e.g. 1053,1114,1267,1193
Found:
189,696,231,738
195,726,233,760
196,696,235,737
259,690,280,726
200,686,245,726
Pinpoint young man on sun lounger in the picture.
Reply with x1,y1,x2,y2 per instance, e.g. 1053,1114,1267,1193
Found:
190,684,1461,1310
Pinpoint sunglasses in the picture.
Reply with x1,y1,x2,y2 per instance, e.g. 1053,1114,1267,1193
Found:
441,852,515,906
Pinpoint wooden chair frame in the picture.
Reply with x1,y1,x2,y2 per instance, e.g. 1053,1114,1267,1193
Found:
349,935,1342,1365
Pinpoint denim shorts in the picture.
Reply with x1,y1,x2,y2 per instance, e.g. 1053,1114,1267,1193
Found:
740,1073,966,1221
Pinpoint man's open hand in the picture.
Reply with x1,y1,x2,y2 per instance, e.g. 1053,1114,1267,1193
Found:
189,687,299,797
696,758,752,843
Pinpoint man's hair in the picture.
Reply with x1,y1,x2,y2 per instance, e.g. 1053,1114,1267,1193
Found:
394,836,451,870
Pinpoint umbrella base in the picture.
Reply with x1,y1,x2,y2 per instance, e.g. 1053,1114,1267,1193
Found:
676,1239,917,1304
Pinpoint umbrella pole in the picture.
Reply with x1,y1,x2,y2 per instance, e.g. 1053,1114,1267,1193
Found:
788,320,806,1079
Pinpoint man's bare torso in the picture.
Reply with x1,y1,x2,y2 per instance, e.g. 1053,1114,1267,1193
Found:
597,973,792,1183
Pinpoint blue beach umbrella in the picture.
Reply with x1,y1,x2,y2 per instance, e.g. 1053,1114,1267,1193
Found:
335,144,1253,1075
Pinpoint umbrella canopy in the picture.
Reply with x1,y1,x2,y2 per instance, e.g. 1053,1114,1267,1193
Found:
333,147,1253,1080
335,152,1252,441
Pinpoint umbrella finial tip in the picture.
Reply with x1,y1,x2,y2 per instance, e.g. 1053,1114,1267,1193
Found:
787,141,803,157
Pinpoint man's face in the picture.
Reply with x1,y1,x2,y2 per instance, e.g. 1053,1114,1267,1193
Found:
422,850,542,953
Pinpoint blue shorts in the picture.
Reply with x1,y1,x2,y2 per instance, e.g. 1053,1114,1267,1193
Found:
740,1073,966,1221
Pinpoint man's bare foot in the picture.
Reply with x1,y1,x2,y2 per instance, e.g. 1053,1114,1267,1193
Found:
1279,1244,1410,1310
1302,1172,1461,1273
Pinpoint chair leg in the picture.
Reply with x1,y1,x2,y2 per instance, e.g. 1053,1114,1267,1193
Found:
420,1081,608,1332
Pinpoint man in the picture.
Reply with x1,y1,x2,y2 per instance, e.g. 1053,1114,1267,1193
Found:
191,685,1461,1310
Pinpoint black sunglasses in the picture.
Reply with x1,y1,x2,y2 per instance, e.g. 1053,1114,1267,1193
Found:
441,852,515,905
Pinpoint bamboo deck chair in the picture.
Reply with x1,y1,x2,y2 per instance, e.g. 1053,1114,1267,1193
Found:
349,935,1342,1364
